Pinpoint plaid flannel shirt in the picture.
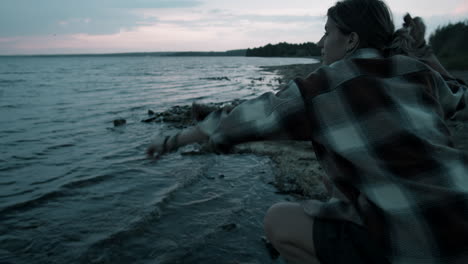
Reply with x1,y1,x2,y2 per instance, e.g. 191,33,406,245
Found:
198,49,468,263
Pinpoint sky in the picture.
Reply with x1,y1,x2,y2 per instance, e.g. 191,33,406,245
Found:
0,0,467,55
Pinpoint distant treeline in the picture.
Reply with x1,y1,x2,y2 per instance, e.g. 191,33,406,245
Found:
246,42,321,57
429,21,468,70
164,49,246,56
5,50,247,58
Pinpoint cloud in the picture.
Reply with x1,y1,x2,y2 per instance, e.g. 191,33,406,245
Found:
454,1,468,15
0,0,202,37
1,0,466,54
0,8,325,55
139,8,325,36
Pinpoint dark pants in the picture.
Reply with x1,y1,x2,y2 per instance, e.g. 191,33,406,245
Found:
313,218,390,264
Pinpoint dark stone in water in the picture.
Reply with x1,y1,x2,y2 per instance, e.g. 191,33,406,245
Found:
142,116,158,123
141,99,246,129
192,102,219,122
201,76,231,81
220,223,237,231
113,119,126,127
148,109,155,115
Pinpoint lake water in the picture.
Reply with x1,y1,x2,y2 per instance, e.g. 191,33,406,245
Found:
0,56,317,264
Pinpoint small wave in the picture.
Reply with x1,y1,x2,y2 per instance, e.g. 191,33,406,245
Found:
62,173,114,189
2,128,26,134
13,138,43,144
55,68,71,74
81,166,208,260
0,165,18,172
1,71,34,75
173,192,221,207
0,189,68,215
173,95,208,102
0,180,16,186
0,104,20,109
11,155,44,161
30,175,65,186
143,72,162,76
128,105,148,111
200,76,231,81
44,143,75,152
0,172,112,215
0,188,36,199
0,79,26,85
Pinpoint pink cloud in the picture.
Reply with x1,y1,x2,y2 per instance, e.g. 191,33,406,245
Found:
0,23,252,54
454,2,468,15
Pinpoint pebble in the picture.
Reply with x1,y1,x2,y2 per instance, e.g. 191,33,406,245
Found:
113,119,126,127
220,223,237,231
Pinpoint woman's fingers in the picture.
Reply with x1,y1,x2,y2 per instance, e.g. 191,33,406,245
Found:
146,144,157,157
146,136,171,159
146,137,163,158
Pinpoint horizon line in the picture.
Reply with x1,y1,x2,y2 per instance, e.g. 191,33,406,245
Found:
0,50,242,57
0,41,319,57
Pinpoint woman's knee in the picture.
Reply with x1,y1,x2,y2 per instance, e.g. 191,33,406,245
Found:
264,202,301,242
264,202,320,263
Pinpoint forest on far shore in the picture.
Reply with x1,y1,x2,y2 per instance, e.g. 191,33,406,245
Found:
245,42,321,58
246,21,468,69
429,21,468,69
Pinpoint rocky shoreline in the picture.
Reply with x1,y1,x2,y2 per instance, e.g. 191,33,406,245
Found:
140,63,468,200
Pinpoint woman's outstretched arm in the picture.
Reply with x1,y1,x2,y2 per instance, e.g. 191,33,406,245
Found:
146,80,312,158
146,126,209,158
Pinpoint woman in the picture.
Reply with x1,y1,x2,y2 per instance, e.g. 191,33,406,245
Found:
147,0,468,263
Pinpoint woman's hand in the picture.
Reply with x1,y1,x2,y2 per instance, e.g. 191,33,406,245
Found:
146,136,170,159
146,127,209,159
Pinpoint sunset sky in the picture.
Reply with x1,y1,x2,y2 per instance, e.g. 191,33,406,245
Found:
1,0,467,55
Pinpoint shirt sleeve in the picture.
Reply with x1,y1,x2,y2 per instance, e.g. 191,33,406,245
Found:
197,80,311,151
434,73,468,120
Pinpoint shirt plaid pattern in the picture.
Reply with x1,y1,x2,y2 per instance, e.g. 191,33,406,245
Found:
198,49,468,263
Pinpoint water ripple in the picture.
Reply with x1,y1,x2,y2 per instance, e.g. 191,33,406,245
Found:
0,181,16,186
0,188,36,199
0,189,70,216
62,174,114,190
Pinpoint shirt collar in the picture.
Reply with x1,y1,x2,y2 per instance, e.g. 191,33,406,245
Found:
348,48,383,59
329,48,383,68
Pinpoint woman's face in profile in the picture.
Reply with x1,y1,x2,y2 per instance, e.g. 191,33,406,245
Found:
317,18,350,66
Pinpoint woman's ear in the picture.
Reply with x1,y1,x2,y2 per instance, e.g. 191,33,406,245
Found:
347,32,360,52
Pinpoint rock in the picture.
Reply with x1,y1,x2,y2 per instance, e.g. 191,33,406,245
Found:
232,140,328,200
142,116,158,123
220,223,237,231
142,100,245,128
201,76,231,81
113,119,126,127
192,102,220,121
148,109,155,115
